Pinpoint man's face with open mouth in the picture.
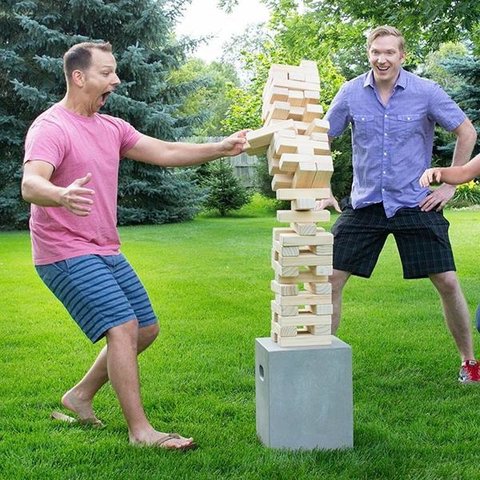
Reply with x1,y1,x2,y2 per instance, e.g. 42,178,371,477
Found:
83,49,120,111
368,35,405,86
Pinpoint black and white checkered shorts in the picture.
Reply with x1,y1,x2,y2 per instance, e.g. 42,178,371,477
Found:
332,203,456,279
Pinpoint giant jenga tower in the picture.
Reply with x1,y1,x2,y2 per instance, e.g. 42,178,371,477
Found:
245,60,334,347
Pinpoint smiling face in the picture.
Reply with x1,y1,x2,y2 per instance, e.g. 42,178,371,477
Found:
368,34,405,88
81,49,120,113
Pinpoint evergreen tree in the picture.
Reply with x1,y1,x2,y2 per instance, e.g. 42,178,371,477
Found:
433,55,480,165
202,159,251,216
0,0,208,230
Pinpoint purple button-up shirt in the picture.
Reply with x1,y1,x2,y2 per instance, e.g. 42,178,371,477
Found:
325,68,466,217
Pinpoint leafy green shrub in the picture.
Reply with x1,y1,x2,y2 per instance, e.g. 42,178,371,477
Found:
449,180,480,208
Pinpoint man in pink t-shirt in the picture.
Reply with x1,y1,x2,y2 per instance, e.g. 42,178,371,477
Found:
22,41,247,450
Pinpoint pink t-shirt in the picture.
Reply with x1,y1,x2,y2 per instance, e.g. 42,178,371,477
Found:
24,104,141,265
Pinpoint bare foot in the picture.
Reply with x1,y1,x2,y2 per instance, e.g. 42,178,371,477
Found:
61,388,102,424
129,430,197,451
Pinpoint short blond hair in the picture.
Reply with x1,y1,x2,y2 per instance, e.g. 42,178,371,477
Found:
367,26,405,53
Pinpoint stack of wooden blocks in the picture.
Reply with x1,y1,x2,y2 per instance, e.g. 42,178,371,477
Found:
245,60,334,347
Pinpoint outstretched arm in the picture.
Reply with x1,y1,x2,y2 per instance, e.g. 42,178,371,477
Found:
124,130,248,167
420,154,480,187
420,118,477,211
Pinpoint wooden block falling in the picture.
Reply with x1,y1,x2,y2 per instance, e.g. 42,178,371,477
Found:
245,119,296,152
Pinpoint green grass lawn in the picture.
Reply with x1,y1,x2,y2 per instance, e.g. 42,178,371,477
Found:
2,208,480,480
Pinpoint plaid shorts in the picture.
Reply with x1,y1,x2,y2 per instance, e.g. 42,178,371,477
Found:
36,254,158,343
332,203,456,279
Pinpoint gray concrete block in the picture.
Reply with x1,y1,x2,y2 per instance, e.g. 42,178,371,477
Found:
255,336,353,450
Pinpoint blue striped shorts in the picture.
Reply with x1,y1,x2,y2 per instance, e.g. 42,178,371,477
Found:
36,254,158,343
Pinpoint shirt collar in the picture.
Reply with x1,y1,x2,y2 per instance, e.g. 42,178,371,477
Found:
364,68,407,90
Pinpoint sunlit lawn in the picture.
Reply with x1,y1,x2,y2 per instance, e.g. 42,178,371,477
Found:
2,206,480,479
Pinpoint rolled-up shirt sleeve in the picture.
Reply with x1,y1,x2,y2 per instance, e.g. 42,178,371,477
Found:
325,83,352,138
428,82,466,132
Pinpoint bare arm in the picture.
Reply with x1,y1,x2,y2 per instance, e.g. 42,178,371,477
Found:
420,118,477,211
124,130,248,167
420,153,480,187
22,160,95,216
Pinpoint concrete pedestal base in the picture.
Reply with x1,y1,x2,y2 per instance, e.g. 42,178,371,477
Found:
255,336,353,450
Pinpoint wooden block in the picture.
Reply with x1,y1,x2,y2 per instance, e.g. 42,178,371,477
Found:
291,222,317,236
273,136,331,157
272,241,300,257
312,167,333,188
269,78,320,93
277,209,330,223
288,69,306,82
306,118,330,135
288,106,305,121
271,321,298,337
264,86,289,105
279,153,314,173
272,311,331,327
275,292,331,306
271,280,299,296
271,259,299,277
309,132,329,143
264,101,291,124
245,119,296,151
305,324,331,335
312,265,333,276
272,173,293,190
304,282,332,294
292,198,317,210
288,89,304,106
268,157,281,175
307,244,333,254
304,90,320,104
271,300,298,316
302,103,324,123
292,162,317,188
274,229,333,246
276,273,329,284
275,253,333,268
308,304,334,315
276,333,332,347
276,188,331,200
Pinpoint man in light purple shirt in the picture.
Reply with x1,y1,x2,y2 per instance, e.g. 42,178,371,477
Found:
324,26,480,383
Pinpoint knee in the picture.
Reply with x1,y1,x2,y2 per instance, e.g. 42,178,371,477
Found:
106,319,139,347
138,323,160,349
330,270,350,295
431,272,461,297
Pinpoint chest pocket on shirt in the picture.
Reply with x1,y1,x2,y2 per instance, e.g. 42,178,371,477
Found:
352,115,374,145
391,114,423,140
